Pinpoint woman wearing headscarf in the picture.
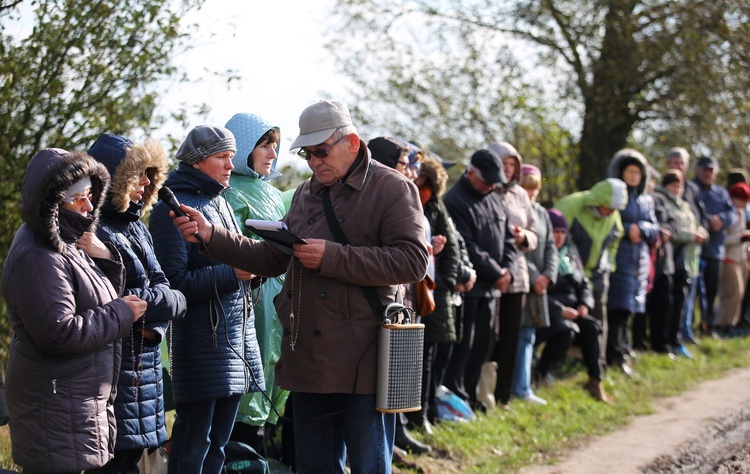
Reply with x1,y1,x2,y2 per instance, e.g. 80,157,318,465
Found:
1,148,145,473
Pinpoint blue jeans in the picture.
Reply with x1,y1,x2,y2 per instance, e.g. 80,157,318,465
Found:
168,394,242,474
682,272,699,340
293,392,395,474
511,326,536,398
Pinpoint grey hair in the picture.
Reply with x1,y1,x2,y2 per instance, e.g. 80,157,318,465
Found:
333,125,358,140
667,147,690,164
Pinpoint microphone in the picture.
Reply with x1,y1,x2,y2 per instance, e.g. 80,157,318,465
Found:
158,186,206,246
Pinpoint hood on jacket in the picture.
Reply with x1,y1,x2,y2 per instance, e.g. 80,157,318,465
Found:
420,154,449,197
488,141,523,184
21,148,110,254
225,113,281,181
607,148,650,195
88,133,168,214
583,178,628,211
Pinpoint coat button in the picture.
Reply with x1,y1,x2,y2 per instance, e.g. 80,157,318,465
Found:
319,292,328,300
283,328,291,337
313,330,321,338
337,215,345,223
307,217,316,225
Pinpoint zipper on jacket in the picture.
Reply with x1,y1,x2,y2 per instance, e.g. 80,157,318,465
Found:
52,379,57,394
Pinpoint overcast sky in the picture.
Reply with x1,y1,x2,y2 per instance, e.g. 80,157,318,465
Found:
155,0,346,170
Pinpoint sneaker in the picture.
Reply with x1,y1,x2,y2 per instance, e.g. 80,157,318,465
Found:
673,345,694,359
520,393,548,406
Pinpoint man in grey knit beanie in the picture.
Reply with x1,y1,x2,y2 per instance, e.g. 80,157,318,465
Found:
176,125,237,165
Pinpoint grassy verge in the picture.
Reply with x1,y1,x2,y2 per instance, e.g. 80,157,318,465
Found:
1,337,749,472
403,336,750,473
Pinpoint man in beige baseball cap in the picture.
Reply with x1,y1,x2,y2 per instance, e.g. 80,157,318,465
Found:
168,99,429,472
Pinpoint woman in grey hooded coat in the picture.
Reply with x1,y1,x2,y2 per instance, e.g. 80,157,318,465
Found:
1,148,145,473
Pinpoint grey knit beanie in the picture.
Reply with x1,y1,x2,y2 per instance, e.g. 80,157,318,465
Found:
176,125,237,165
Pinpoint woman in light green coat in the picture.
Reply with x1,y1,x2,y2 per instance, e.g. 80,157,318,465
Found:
224,112,289,453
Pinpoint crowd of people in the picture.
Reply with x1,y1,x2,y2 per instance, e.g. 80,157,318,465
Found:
2,98,749,473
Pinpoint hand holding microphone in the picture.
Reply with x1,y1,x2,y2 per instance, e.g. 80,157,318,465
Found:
158,186,212,246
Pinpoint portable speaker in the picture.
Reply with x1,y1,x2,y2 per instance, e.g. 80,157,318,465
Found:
376,304,424,413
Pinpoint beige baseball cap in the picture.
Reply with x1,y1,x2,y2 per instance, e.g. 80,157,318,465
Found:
290,100,353,149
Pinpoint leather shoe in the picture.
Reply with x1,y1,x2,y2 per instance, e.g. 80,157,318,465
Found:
395,425,431,454
583,379,610,403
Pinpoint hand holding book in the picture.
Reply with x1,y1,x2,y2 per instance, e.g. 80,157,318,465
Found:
245,219,306,254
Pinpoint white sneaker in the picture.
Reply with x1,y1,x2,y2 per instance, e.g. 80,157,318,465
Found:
521,393,548,406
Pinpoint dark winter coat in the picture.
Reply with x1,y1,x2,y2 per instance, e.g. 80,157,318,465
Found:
606,150,660,313
149,163,264,403
547,243,595,327
444,175,517,298
422,194,460,343
1,149,134,472
651,189,680,277
90,134,187,450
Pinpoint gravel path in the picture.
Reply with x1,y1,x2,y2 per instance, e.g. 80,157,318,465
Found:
520,367,750,474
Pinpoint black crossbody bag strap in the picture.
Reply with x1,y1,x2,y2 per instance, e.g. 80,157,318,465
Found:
321,187,386,315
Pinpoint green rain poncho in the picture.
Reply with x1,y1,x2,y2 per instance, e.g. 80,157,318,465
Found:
224,113,288,425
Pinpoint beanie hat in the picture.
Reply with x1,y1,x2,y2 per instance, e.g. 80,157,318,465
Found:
661,170,683,187
548,208,568,231
729,182,750,202
63,176,92,203
176,125,236,165
521,164,541,177
368,137,408,169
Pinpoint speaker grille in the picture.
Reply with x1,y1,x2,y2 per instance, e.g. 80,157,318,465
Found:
376,323,425,413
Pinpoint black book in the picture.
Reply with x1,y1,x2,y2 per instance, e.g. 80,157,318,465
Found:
245,219,306,254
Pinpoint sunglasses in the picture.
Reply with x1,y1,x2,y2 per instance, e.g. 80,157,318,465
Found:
297,134,349,161
64,193,93,206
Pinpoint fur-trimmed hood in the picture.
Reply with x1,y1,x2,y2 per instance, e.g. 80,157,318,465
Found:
420,154,449,197
607,148,650,196
21,148,110,254
88,133,168,214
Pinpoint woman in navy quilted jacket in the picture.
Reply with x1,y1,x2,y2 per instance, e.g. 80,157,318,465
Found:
87,134,187,473
606,149,659,375
149,126,265,474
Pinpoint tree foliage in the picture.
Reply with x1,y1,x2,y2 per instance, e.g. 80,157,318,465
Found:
328,0,750,190
0,0,207,362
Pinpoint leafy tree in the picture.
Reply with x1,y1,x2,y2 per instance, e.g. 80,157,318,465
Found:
0,0,209,362
329,0,750,189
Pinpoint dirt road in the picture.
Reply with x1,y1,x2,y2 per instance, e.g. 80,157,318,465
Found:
520,367,750,474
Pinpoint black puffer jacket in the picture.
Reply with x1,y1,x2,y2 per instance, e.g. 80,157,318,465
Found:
1,148,133,471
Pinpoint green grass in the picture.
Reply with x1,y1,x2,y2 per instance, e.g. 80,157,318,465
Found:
403,336,750,473
1,337,750,472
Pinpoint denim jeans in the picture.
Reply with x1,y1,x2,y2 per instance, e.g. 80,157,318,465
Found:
511,326,536,398
293,392,395,474
682,272,699,340
168,394,242,474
